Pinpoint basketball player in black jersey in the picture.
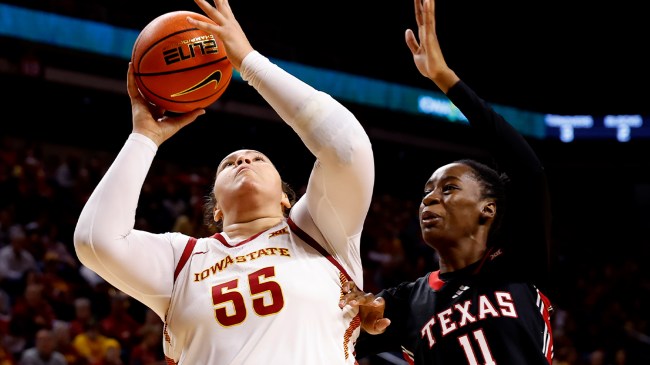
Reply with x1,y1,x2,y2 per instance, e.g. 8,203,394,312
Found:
340,0,554,363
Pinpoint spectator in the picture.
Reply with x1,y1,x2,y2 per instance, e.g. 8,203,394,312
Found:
18,329,67,365
68,299,93,341
51,323,86,365
71,321,120,365
98,291,139,358
128,324,164,365
9,283,56,351
0,225,38,297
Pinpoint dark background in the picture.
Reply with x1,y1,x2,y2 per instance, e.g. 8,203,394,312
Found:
2,0,650,267
1,0,650,362
1,0,649,269
4,0,650,116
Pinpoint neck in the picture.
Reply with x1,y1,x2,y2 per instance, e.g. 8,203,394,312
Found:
222,217,284,241
436,236,487,273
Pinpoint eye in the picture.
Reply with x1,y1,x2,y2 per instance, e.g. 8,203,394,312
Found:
422,190,432,198
442,184,458,193
254,155,264,162
220,161,235,169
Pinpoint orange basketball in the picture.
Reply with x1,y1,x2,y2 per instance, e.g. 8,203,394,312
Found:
131,11,233,113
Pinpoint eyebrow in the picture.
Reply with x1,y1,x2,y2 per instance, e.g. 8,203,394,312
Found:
218,151,268,168
427,175,462,185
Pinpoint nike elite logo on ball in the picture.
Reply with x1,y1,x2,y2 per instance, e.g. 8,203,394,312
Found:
172,70,224,97
132,10,233,113
162,35,220,65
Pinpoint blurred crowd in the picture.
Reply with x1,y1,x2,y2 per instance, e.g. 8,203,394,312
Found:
1,132,650,365
2,1,650,364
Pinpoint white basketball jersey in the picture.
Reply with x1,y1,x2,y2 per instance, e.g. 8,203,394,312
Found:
163,218,361,364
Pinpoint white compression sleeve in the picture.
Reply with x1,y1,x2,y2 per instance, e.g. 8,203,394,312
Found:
239,51,375,288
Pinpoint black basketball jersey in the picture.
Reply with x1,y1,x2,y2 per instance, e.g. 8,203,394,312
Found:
355,254,553,364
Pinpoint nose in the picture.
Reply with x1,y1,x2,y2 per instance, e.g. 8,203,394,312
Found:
236,155,252,165
422,190,441,206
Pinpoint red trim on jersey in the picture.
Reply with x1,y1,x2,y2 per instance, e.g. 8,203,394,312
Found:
173,237,197,281
344,315,361,359
539,290,554,364
287,217,353,282
428,270,445,291
472,246,495,275
211,230,267,247
401,351,415,365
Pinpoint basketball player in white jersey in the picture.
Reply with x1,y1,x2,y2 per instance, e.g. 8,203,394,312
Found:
73,0,375,363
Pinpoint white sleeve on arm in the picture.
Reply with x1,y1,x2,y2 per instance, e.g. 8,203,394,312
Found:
240,51,375,289
73,133,182,318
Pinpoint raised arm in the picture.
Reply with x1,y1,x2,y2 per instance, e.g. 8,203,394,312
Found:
73,65,205,318
189,0,375,288
407,0,551,287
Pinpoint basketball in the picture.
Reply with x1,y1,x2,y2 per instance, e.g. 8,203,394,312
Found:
131,11,233,113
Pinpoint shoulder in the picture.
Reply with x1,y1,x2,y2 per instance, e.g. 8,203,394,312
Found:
20,347,38,358
380,273,431,298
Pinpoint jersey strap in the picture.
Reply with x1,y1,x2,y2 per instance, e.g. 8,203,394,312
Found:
173,237,198,281
287,217,352,282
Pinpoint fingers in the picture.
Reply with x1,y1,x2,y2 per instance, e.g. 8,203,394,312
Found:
126,62,139,99
370,318,391,334
405,29,419,55
339,281,375,308
192,0,227,28
194,0,217,19
339,291,380,309
423,0,435,28
342,280,356,293
218,0,232,15
168,108,206,129
426,0,435,19
414,0,424,26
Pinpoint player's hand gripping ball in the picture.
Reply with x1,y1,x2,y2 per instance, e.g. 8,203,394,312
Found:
131,11,233,113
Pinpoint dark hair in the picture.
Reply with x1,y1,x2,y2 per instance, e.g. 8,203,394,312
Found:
455,158,509,243
203,181,297,232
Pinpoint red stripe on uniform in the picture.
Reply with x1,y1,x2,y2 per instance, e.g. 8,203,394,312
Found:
287,218,353,282
539,290,554,364
174,237,198,281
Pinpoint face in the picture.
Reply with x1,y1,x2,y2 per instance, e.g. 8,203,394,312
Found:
35,330,55,355
419,162,494,248
213,149,290,223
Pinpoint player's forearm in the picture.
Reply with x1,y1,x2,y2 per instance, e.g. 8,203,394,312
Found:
239,51,371,160
241,49,374,248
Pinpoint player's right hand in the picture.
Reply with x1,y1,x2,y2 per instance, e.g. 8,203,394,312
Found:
127,62,205,146
339,281,391,335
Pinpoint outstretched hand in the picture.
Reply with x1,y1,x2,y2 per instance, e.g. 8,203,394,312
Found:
127,62,205,146
404,0,459,93
187,0,254,71
339,281,391,335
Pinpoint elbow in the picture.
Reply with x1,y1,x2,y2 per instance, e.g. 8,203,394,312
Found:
342,131,373,169
331,114,374,166
73,221,94,263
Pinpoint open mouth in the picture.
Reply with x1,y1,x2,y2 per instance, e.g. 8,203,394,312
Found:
421,211,441,223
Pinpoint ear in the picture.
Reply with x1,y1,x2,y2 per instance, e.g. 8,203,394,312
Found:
479,201,496,223
213,205,223,223
281,192,292,210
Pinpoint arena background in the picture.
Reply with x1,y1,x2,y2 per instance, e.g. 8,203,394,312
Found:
1,0,649,364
